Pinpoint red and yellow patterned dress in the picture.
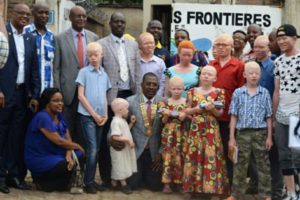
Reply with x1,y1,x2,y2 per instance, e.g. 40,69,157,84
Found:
159,100,187,184
182,87,229,194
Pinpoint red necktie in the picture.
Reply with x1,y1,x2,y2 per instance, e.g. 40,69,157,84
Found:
147,100,152,123
77,32,84,68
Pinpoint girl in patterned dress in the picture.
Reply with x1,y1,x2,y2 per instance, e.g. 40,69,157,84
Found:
183,66,229,199
159,77,187,193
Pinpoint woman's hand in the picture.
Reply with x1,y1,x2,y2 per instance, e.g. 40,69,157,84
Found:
178,112,186,121
205,102,215,111
66,151,74,171
76,144,85,155
162,109,171,117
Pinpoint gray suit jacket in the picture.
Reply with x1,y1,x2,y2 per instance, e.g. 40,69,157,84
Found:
53,28,98,105
98,35,141,104
127,93,163,160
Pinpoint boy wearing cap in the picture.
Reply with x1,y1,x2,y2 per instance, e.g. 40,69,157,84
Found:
273,24,300,200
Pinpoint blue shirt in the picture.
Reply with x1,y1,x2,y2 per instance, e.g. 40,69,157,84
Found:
229,85,272,129
25,111,81,176
257,58,275,96
24,23,55,93
141,55,166,96
76,65,111,116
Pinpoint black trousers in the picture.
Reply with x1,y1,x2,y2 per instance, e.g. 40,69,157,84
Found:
127,149,163,191
0,87,27,182
219,121,233,187
33,156,84,192
98,90,133,184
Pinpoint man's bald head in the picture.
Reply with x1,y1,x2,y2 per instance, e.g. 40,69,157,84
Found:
214,33,234,46
69,6,86,32
11,4,31,31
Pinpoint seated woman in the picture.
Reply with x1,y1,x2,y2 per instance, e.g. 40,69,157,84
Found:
165,40,201,98
24,88,84,192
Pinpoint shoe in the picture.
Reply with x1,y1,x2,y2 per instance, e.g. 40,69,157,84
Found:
283,196,298,200
6,178,31,190
93,182,106,191
162,185,172,193
121,185,132,194
84,184,97,194
0,181,9,194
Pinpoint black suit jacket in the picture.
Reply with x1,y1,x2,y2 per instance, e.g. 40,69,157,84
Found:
0,24,40,103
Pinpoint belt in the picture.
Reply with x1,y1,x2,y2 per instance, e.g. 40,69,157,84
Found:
238,128,266,132
15,83,25,89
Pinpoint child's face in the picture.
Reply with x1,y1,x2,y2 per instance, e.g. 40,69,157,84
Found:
87,50,102,67
120,104,129,118
244,67,261,85
200,68,216,85
170,82,184,99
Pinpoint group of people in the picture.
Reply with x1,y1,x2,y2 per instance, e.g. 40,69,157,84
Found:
0,2,299,200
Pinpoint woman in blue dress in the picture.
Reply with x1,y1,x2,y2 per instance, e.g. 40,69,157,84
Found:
165,40,201,98
24,88,84,192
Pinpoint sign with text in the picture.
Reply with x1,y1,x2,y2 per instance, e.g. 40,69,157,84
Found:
171,3,282,58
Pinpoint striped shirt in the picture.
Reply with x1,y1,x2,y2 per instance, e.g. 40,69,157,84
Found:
0,32,8,69
229,85,272,129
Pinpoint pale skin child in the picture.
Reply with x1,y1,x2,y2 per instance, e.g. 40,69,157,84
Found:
78,42,108,126
110,98,136,189
160,76,186,193
186,66,223,117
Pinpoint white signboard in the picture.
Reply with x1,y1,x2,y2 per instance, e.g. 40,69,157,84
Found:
171,3,282,57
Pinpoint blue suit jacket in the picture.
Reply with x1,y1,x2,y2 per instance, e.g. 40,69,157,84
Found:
0,24,40,103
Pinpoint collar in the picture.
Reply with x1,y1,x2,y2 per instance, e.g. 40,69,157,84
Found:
142,94,155,104
10,23,25,35
87,64,103,74
241,85,263,95
156,41,162,49
26,22,52,35
111,33,125,43
257,57,272,67
72,28,85,38
141,55,156,63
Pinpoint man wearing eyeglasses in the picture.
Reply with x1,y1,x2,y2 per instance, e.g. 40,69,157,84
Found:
209,33,245,189
0,3,40,193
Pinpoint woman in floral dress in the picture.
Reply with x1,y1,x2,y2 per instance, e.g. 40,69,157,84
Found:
182,66,229,198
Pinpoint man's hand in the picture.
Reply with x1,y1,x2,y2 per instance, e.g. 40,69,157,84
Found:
110,137,125,151
151,154,162,172
228,138,236,148
265,137,273,151
28,99,39,113
0,92,4,108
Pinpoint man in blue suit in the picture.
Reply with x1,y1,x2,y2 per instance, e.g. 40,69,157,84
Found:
0,4,40,194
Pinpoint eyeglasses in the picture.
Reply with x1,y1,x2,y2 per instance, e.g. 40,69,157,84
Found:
214,43,231,48
50,99,64,104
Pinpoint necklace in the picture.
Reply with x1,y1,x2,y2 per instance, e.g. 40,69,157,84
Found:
139,95,158,137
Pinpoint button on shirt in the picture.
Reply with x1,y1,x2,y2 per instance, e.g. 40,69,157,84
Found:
72,29,87,66
140,55,166,96
229,85,272,129
76,65,112,116
11,24,25,84
24,23,55,93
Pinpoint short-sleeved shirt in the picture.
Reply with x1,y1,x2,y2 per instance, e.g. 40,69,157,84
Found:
229,86,272,129
257,58,275,96
0,32,8,69
140,55,166,96
274,53,300,125
25,111,69,176
209,57,245,121
76,65,111,116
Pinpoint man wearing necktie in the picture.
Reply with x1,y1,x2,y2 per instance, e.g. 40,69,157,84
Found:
98,12,141,187
53,6,98,143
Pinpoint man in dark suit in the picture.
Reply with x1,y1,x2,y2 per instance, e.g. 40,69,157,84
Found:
0,4,40,194
97,12,141,187
53,6,98,143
